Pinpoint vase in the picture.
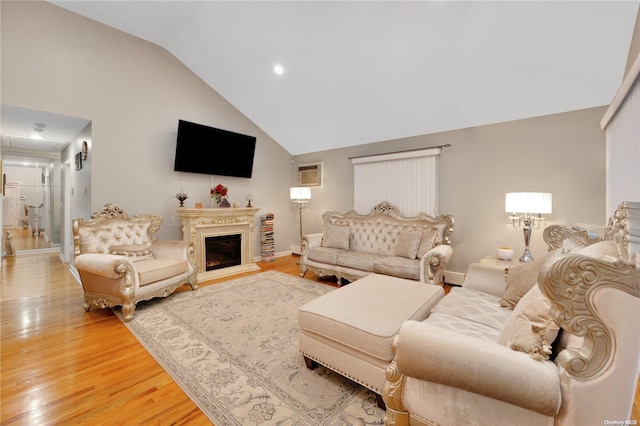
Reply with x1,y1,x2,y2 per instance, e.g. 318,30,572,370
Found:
211,195,229,208
497,246,514,261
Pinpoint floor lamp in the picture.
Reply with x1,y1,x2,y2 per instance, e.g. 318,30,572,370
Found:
506,192,552,262
290,187,311,255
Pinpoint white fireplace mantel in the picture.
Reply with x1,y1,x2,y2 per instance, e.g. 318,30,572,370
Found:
177,207,261,283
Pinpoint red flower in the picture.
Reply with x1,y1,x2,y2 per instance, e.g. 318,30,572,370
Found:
211,184,228,198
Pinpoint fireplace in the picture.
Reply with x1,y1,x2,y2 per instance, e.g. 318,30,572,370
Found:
177,207,261,282
205,234,242,271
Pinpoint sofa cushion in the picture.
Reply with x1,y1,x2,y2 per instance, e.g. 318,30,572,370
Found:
416,228,439,258
135,258,188,286
374,256,420,280
336,251,380,271
298,274,444,362
109,244,153,261
499,285,560,361
307,247,343,264
394,230,422,259
322,224,350,250
423,312,505,342
499,250,559,309
430,287,510,335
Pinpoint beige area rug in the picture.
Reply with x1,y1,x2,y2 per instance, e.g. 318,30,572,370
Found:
115,271,385,425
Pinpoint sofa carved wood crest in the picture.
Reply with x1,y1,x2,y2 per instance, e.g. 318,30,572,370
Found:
300,201,454,285
383,201,640,426
73,204,197,321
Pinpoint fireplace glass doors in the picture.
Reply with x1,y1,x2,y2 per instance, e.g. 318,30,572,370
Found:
205,234,242,271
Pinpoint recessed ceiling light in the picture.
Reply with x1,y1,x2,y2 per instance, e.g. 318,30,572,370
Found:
30,134,43,140
273,64,284,75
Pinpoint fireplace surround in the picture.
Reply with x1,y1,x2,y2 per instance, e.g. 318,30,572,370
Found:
177,207,260,282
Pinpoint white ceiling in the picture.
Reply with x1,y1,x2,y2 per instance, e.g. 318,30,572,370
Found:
1,105,90,167
24,1,640,155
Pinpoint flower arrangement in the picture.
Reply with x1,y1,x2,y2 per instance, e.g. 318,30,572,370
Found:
211,184,228,206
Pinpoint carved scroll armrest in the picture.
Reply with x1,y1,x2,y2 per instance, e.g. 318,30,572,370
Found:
151,240,191,259
539,253,640,379
301,233,323,254
419,244,452,285
389,321,561,416
151,240,196,274
543,224,600,252
74,253,139,300
75,253,136,280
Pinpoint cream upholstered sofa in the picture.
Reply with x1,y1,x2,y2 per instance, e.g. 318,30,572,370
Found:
300,201,454,285
383,201,640,426
73,204,197,321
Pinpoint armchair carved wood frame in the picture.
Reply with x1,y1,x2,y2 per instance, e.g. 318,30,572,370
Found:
73,204,197,322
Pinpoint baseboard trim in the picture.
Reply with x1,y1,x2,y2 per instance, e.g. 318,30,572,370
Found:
444,270,465,286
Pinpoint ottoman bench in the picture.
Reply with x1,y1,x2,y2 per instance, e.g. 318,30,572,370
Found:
298,273,444,407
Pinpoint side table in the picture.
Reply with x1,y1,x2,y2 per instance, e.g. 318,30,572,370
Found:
463,255,518,297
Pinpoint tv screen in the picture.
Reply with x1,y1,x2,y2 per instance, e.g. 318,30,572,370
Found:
174,120,257,178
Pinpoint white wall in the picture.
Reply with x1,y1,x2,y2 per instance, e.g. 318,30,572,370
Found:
295,107,607,277
1,1,297,259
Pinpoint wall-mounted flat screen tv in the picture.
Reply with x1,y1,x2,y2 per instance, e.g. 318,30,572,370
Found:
174,120,257,178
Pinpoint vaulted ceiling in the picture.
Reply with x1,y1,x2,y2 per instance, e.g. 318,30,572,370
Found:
30,1,640,155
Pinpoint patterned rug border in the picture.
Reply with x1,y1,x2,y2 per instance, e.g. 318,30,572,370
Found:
114,270,385,425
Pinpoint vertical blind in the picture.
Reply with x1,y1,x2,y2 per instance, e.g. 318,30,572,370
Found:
352,147,440,217
601,54,640,215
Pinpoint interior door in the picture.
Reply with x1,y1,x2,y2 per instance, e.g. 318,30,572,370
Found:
2,183,20,229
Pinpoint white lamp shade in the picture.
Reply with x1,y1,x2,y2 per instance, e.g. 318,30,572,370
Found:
290,187,311,200
505,192,552,214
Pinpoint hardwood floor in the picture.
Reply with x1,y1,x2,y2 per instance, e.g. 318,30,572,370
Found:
1,252,639,424
3,228,56,252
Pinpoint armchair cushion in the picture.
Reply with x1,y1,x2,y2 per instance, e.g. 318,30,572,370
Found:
394,230,422,259
322,224,350,250
135,258,189,286
499,285,560,361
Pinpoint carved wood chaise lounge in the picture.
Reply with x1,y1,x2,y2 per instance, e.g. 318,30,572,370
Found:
73,204,197,321
300,201,454,285
383,201,640,425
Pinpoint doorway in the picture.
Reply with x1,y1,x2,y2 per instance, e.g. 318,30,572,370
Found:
1,105,91,257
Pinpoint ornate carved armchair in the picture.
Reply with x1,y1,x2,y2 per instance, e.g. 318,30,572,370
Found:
73,204,197,321
383,201,640,425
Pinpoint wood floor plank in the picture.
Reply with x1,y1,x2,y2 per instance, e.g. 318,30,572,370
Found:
1,251,638,424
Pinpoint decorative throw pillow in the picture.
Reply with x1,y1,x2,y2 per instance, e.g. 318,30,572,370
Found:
416,228,439,258
110,244,153,261
499,285,560,361
322,224,350,250
499,250,560,309
394,230,423,259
